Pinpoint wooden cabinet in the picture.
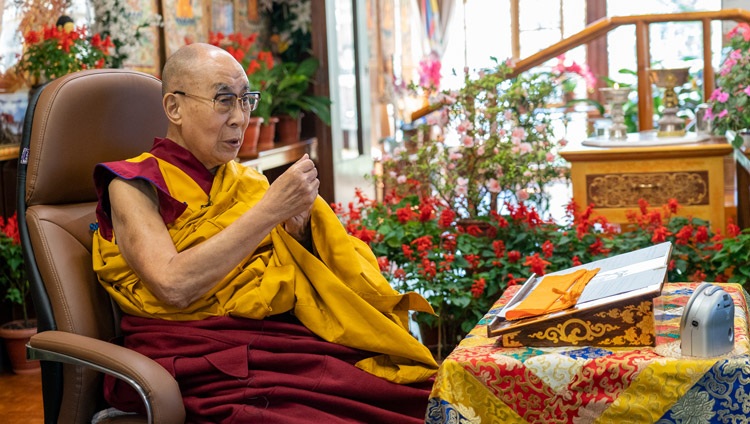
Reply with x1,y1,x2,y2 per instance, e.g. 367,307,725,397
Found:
560,137,735,232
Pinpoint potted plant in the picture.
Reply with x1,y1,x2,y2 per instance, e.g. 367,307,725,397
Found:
258,57,332,144
0,212,39,374
15,21,113,88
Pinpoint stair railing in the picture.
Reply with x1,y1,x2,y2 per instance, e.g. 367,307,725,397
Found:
413,8,750,129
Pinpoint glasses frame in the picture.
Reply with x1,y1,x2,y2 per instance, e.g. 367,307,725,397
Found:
172,90,261,113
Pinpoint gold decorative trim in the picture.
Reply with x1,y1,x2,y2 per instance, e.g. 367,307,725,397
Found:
587,171,708,208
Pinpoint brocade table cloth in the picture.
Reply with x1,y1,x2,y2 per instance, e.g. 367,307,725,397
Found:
425,282,750,423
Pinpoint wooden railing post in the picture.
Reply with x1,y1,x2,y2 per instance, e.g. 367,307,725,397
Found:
702,18,715,101
635,21,653,131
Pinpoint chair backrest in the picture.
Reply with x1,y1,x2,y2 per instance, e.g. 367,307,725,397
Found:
17,69,167,423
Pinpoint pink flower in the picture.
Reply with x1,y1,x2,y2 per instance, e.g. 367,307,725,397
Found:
546,152,555,163
744,86,750,96
449,152,463,161
717,109,728,119
716,90,730,103
487,178,501,193
516,189,530,201
396,175,407,184
461,135,474,147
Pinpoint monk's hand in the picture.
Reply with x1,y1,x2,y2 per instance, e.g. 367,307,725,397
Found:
262,154,319,222
284,209,312,246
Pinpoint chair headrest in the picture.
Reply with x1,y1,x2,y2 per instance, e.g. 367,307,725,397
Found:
24,69,167,207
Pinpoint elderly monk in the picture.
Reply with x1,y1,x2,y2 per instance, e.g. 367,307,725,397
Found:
91,43,438,423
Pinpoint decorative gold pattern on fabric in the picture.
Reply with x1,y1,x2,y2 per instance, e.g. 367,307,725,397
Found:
527,318,619,345
586,171,709,207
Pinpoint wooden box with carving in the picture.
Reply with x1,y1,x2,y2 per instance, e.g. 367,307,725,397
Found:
560,135,734,232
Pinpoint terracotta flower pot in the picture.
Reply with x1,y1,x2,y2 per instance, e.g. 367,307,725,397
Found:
238,116,264,158
258,116,279,151
0,319,40,374
276,113,302,143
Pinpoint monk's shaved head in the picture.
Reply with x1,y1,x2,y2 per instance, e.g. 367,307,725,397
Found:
162,43,236,95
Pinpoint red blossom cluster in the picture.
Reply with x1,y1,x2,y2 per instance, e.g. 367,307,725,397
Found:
0,213,20,245
208,32,274,76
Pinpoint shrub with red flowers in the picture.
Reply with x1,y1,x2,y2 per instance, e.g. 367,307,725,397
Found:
0,213,31,327
16,24,113,86
334,188,749,354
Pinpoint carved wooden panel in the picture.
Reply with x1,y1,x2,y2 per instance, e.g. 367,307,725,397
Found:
586,171,709,208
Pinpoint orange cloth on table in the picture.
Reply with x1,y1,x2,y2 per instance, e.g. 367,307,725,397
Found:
505,268,600,321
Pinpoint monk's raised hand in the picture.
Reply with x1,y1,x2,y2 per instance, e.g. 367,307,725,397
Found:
262,154,319,221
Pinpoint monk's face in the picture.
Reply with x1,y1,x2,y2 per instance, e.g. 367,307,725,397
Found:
175,51,251,170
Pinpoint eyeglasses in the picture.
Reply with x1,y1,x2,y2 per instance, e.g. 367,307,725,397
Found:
172,90,261,114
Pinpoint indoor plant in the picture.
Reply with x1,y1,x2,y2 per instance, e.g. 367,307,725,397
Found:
15,23,113,87
335,191,745,358
0,212,39,373
256,57,332,143
706,22,750,148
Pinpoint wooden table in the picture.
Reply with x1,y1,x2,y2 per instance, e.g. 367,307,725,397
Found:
426,282,750,423
237,137,317,180
559,134,735,232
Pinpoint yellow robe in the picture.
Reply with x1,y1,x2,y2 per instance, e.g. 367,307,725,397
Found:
93,154,438,384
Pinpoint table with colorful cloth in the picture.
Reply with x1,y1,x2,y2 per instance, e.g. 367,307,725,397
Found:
425,282,750,423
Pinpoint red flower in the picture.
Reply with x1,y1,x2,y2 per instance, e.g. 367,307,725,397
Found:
419,202,435,223
666,198,680,214
464,254,481,269
470,278,486,298
572,256,582,266
651,226,671,243
690,269,707,282
0,213,20,245
727,222,741,238
411,235,434,254
401,244,414,260
523,253,551,276
441,233,457,252
668,259,675,270
396,205,417,223
674,225,693,246
377,256,389,271
507,250,521,263
638,198,650,215
541,240,554,258
492,240,506,258
588,239,610,256
438,208,456,228
694,226,709,243
393,268,406,279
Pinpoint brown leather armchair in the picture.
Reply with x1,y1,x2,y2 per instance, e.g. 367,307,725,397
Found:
17,69,185,423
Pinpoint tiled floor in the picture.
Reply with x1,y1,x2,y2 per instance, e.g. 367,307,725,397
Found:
0,371,44,423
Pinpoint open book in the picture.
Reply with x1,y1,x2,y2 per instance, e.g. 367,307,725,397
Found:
487,242,672,339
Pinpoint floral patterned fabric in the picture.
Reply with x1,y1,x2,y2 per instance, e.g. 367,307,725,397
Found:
425,283,750,423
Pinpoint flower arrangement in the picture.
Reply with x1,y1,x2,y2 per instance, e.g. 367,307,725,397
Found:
551,54,597,97
0,213,31,328
706,22,750,147
334,189,747,355
16,23,113,86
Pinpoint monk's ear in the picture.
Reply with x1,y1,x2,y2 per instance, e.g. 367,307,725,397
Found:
163,93,182,124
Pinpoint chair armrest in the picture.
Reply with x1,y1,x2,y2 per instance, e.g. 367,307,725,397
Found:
28,330,185,424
